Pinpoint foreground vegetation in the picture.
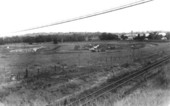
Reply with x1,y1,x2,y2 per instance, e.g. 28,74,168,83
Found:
74,59,170,106
113,63,170,106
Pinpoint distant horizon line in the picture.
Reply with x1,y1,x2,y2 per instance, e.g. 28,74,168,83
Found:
1,30,170,37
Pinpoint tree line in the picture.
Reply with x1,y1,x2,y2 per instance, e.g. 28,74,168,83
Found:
0,32,169,45
0,33,92,45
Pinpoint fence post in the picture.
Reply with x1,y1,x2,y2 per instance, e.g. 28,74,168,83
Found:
54,65,57,72
38,68,40,74
24,68,28,78
17,73,20,80
62,65,65,72
37,68,40,79
106,57,107,65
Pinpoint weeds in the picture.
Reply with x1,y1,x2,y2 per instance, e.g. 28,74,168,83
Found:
153,71,168,89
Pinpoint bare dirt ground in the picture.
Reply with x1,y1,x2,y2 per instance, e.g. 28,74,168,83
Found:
0,41,169,106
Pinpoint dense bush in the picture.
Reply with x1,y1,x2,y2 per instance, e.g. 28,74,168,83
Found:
147,32,163,40
53,37,58,44
99,33,119,40
120,34,128,40
166,32,170,40
0,38,4,45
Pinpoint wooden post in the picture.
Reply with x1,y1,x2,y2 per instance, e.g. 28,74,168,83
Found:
88,60,90,66
37,68,40,79
17,73,20,80
37,68,40,75
111,56,113,66
106,57,107,65
54,65,57,72
62,65,64,72
78,53,81,66
25,68,28,78
101,58,102,64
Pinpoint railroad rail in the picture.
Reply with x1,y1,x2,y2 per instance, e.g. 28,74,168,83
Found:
57,55,170,106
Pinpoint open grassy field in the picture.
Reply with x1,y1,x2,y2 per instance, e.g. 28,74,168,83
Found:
0,41,169,106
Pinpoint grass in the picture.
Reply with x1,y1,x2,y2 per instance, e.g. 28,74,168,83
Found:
87,62,170,106
0,41,169,106
113,89,170,106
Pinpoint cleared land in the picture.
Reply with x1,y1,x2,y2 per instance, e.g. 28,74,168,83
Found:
0,41,169,106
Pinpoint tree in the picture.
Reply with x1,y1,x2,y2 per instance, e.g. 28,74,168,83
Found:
99,33,119,40
147,32,162,40
23,36,35,44
35,35,46,43
53,37,58,44
0,38,4,45
120,34,128,40
166,32,170,40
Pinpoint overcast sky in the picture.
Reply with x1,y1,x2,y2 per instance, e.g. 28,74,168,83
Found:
0,0,169,37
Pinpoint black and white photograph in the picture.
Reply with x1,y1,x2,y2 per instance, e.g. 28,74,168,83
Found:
0,0,170,106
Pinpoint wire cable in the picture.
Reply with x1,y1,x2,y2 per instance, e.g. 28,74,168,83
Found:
17,0,153,32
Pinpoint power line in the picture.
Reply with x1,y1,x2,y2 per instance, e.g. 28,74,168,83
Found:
17,0,153,32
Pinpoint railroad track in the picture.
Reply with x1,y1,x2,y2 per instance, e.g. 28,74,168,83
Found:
57,55,170,106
